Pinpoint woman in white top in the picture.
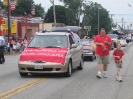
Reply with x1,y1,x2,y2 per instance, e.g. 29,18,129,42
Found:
13,43,17,54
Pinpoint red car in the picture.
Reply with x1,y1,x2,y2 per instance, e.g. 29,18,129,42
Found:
81,39,96,61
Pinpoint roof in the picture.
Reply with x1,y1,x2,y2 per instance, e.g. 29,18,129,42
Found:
37,32,71,36
51,26,82,33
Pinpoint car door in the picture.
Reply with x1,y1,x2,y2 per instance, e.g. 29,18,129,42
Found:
74,34,82,66
69,35,77,68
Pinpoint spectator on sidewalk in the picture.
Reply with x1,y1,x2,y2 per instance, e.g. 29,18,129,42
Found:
13,43,17,54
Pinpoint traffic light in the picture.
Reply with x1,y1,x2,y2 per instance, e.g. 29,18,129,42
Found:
130,24,132,27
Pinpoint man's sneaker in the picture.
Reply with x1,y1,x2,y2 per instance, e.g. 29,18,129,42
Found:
96,74,101,78
103,74,107,78
119,77,122,82
115,76,119,81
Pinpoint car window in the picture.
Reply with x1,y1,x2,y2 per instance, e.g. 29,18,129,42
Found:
81,39,92,45
74,34,81,45
28,35,68,48
108,34,117,39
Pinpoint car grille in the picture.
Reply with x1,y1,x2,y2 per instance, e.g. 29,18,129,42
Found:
27,68,53,71
83,49,92,53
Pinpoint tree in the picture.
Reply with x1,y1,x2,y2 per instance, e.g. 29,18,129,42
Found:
59,0,83,26
45,5,68,24
81,2,111,35
0,0,5,9
59,0,111,35
35,4,45,18
10,0,44,18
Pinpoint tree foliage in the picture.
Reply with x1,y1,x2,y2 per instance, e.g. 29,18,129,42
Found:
45,5,68,24
59,0,111,35
59,0,83,25
82,2,111,35
1,0,45,18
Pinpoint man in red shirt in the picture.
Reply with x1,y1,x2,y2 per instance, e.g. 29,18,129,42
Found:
94,28,112,78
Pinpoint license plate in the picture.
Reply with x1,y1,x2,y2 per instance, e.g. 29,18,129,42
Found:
83,50,88,53
34,64,43,69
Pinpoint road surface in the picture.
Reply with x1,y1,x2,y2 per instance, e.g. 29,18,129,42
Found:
0,43,133,99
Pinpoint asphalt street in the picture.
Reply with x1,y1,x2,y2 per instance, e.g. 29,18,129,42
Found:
0,42,133,99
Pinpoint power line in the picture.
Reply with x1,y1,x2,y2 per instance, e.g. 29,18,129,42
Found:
113,14,133,16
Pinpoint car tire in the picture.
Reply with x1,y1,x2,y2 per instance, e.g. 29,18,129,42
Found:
89,56,94,61
20,72,28,77
64,60,72,77
77,57,84,70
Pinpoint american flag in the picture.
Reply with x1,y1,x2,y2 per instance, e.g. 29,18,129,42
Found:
31,3,35,15
10,0,16,10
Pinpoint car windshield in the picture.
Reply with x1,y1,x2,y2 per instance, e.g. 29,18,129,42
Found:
108,34,117,39
80,39,92,45
28,35,68,48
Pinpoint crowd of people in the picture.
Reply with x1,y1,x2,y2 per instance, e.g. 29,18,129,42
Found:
4,38,29,54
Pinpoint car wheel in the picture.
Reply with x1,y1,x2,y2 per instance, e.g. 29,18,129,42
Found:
19,72,28,77
64,60,72,77
77,57,84,70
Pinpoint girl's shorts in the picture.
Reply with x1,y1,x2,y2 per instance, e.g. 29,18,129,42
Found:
115,62,123,69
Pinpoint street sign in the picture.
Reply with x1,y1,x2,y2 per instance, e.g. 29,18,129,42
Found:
84,26,91,31
3,0,17,6
2,19,17,34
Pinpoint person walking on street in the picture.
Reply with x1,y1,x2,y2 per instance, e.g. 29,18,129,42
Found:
113,43,124,82
94,28,112,78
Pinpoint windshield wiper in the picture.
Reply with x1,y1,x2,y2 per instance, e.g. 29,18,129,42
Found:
27,47,39,48
44,46,62,48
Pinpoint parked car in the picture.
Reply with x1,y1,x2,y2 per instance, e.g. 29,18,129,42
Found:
119,39,127,47
80,39,96,61
18,32,84,77
126,36,132,43
118,34,127,39
108,34,119,48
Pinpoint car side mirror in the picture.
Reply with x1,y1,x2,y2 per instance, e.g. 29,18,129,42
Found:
71,44,78,48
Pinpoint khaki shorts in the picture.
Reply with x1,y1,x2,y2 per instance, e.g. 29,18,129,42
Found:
115,62,123,69
96,55,109,65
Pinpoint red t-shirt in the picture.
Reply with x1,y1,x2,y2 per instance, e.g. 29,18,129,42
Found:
113,49,124,63
94,34,112,56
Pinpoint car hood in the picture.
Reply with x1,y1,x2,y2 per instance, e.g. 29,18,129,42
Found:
19,48,68,65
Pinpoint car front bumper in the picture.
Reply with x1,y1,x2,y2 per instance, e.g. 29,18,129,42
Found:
83,52,93,57
18,62,68,74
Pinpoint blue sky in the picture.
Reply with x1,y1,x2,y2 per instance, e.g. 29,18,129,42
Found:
34,0,133,29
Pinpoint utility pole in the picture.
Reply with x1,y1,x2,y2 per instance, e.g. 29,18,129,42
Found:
78,6,80,27
124,22,126,30
110,14,114,32
7,0,11,43
98,8,99,34
121,17,124,30
50,0,56,26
